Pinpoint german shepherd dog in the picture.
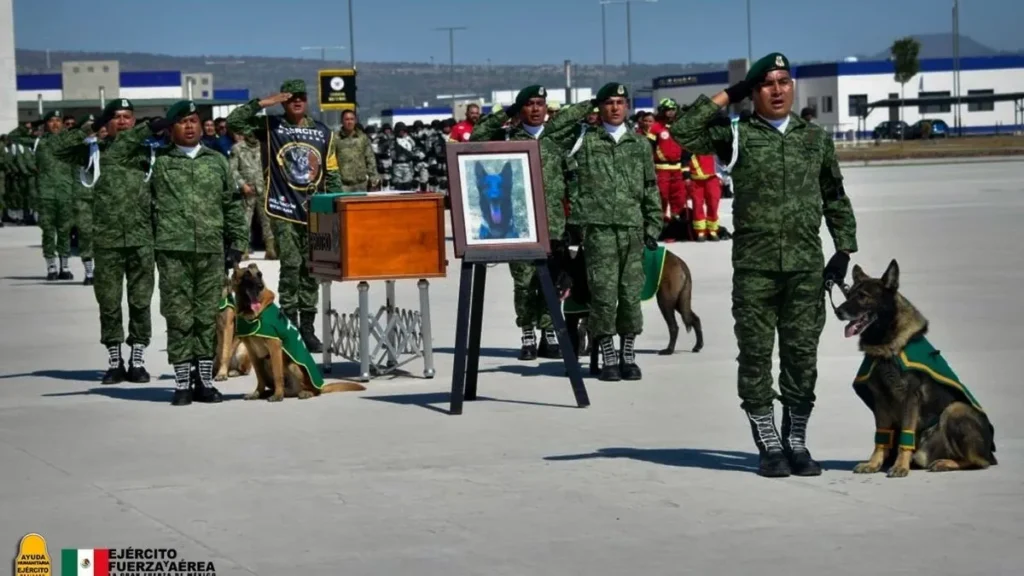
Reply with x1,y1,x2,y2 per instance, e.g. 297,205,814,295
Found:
476,162,517,239
835,259,996,477
213,272,251,381
233,263,366,401
552,245,704,375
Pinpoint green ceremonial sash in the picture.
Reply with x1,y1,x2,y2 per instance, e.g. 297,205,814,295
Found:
235,302,325,389
640,245,667,302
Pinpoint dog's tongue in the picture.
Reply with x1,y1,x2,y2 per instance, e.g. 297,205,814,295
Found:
560,288,571,302
251,302,263,314
490,204,503,224
844,321,860,338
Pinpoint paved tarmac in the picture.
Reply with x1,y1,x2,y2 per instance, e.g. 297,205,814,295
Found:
2,160,1023,575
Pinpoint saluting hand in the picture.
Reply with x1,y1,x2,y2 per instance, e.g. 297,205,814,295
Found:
259,93,293,108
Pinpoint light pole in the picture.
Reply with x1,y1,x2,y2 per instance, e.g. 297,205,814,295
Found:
600,2,608,81
599,0,656,105
952,0,961,136
746,0,753,63
348,0,356,68
435,26,468,116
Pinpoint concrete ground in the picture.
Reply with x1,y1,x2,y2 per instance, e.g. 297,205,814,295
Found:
2,160,1023,575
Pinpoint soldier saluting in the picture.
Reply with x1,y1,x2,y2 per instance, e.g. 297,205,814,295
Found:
227,80,343,353
671,53,858,478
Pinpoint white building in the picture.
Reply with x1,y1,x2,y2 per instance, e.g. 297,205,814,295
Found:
379,93,654,127
653,55,1024,138
0,0,17,132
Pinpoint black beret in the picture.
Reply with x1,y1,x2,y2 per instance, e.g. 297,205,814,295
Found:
42,110,63,121
595,82,628,103
165,100,199,122
746,52,790,83
515,85,547,106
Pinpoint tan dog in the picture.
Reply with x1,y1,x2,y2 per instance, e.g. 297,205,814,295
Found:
233,263,366,401
213,272,251,381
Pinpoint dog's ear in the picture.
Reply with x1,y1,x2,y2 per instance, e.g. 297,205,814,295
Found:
474,161,487,181
851,264,868,284
500,161,513,181
881,259,899,291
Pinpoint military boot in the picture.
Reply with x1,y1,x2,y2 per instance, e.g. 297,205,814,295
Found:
264,238,278,260
191,358,223,403
102,344,127,385
619,334,642,380
57,257,74,281
598,337,621,382
781,406,822,476
45,258,58,281
746,410,791,478
126,343,150,383
82,258,95,286
171,362,192,406
300,312,323,353
518,327,538,361
538,329,561,359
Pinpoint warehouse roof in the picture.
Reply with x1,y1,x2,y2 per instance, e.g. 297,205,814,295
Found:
17,97,249,111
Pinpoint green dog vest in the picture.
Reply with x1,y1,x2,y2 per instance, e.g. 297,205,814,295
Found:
234,301,325,389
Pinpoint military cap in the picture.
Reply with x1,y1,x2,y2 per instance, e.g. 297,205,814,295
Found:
77,113,96,126
165,100,199,122
42,110,63,121
658,97,678,110
595,82,628,103
515,85,547,106
102,98,134,117
280,79,307,94
745,52,790,83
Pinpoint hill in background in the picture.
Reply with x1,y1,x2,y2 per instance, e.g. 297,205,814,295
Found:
15,34,1019,115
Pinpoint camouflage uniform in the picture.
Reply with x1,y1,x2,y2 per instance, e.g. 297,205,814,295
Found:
371,129,393,189
552,96,663,381
335,127,379,192
389,126,417,190
228,136,276,257
671,51,858,477
48,111,157,384
226,82,343,353
470,87,576,359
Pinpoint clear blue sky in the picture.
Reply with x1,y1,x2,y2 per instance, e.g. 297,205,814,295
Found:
12,0,1022,65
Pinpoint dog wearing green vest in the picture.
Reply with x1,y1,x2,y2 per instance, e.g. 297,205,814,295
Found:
232,264,366,401
214,273,252,381
836,259,996,477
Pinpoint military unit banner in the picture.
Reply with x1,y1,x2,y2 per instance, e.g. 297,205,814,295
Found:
263,118,335,224
318,69,357,111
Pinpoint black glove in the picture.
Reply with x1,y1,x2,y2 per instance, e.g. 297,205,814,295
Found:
724,79,753,104
644,235,659,251
566,224,583,246
225,248,244,271
824,252,850,286
148,117,172,134
504,102,522,118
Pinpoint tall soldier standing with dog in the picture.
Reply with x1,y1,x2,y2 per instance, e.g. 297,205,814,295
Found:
227,80,343,353
150,101,249,405
469,85,578,360
671,53,858,478
552,83,664,382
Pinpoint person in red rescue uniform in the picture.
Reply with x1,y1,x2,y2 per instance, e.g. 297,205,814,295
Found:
449,103,482,142
648,98,688,226
689,150,722,241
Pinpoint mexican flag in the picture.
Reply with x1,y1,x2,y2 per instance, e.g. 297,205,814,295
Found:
61,549,109,576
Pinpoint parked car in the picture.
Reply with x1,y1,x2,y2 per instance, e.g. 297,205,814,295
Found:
871,120,910,140
908,119,949,139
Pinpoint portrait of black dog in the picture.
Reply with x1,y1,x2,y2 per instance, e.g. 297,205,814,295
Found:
474,161,517,239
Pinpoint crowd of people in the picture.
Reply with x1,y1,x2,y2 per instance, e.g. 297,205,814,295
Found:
0,50,859,480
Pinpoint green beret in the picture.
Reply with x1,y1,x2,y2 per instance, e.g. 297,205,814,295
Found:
77,113,97,126
515,85,547,106
280,79,307,94
165,100,199,122
102,98,134,117
42,110,62,121
746,52,790,83
596,82,628,103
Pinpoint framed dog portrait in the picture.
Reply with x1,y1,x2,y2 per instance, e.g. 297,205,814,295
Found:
446,140,551,262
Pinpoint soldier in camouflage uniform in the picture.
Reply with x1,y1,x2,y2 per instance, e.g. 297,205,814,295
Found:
373,124,393,189
151,101,248,406
227,80,344,353
389,122,417,191
49,98,157,385
411,120,431,191
335,109,380,192
229,132,277,259
71,113,97,285
8,123,41,226
552,84,663,382
470,85,580,360
671,52,858,478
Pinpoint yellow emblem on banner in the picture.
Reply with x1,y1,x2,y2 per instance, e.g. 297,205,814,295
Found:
14,533,51,576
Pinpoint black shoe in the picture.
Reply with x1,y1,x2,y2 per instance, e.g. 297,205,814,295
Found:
101,362,127,385
192,383,223,403
300,312,323,353
781,407,822,476
620,363,642,380
787,450,822,476
599,364,621,382
171,389,192,406
46,271,58,281
83,277,94,286
518,344,538,361
538,333,562,359
57,270,74,281
759,451,792,478
126,364,150,383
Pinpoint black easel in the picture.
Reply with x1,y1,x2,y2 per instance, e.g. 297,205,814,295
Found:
449,257,590,415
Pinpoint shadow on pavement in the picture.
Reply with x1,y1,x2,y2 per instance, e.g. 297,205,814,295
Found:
362,391,577,416
42,386,246,403
0,369,174,383
544,447,859,474
478,361,593,379
433,346,522,359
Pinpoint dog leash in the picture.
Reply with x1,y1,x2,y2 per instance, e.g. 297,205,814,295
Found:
824,279,850,318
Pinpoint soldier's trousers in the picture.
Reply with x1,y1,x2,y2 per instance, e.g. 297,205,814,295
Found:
509,261,552,330
583,225,644,339
25,177,38,215
272,219,318,314
732,269,826,415
94,246,155,347
39,196,73,258
75,197,94,260
156,250,222,364
243,194,275,247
